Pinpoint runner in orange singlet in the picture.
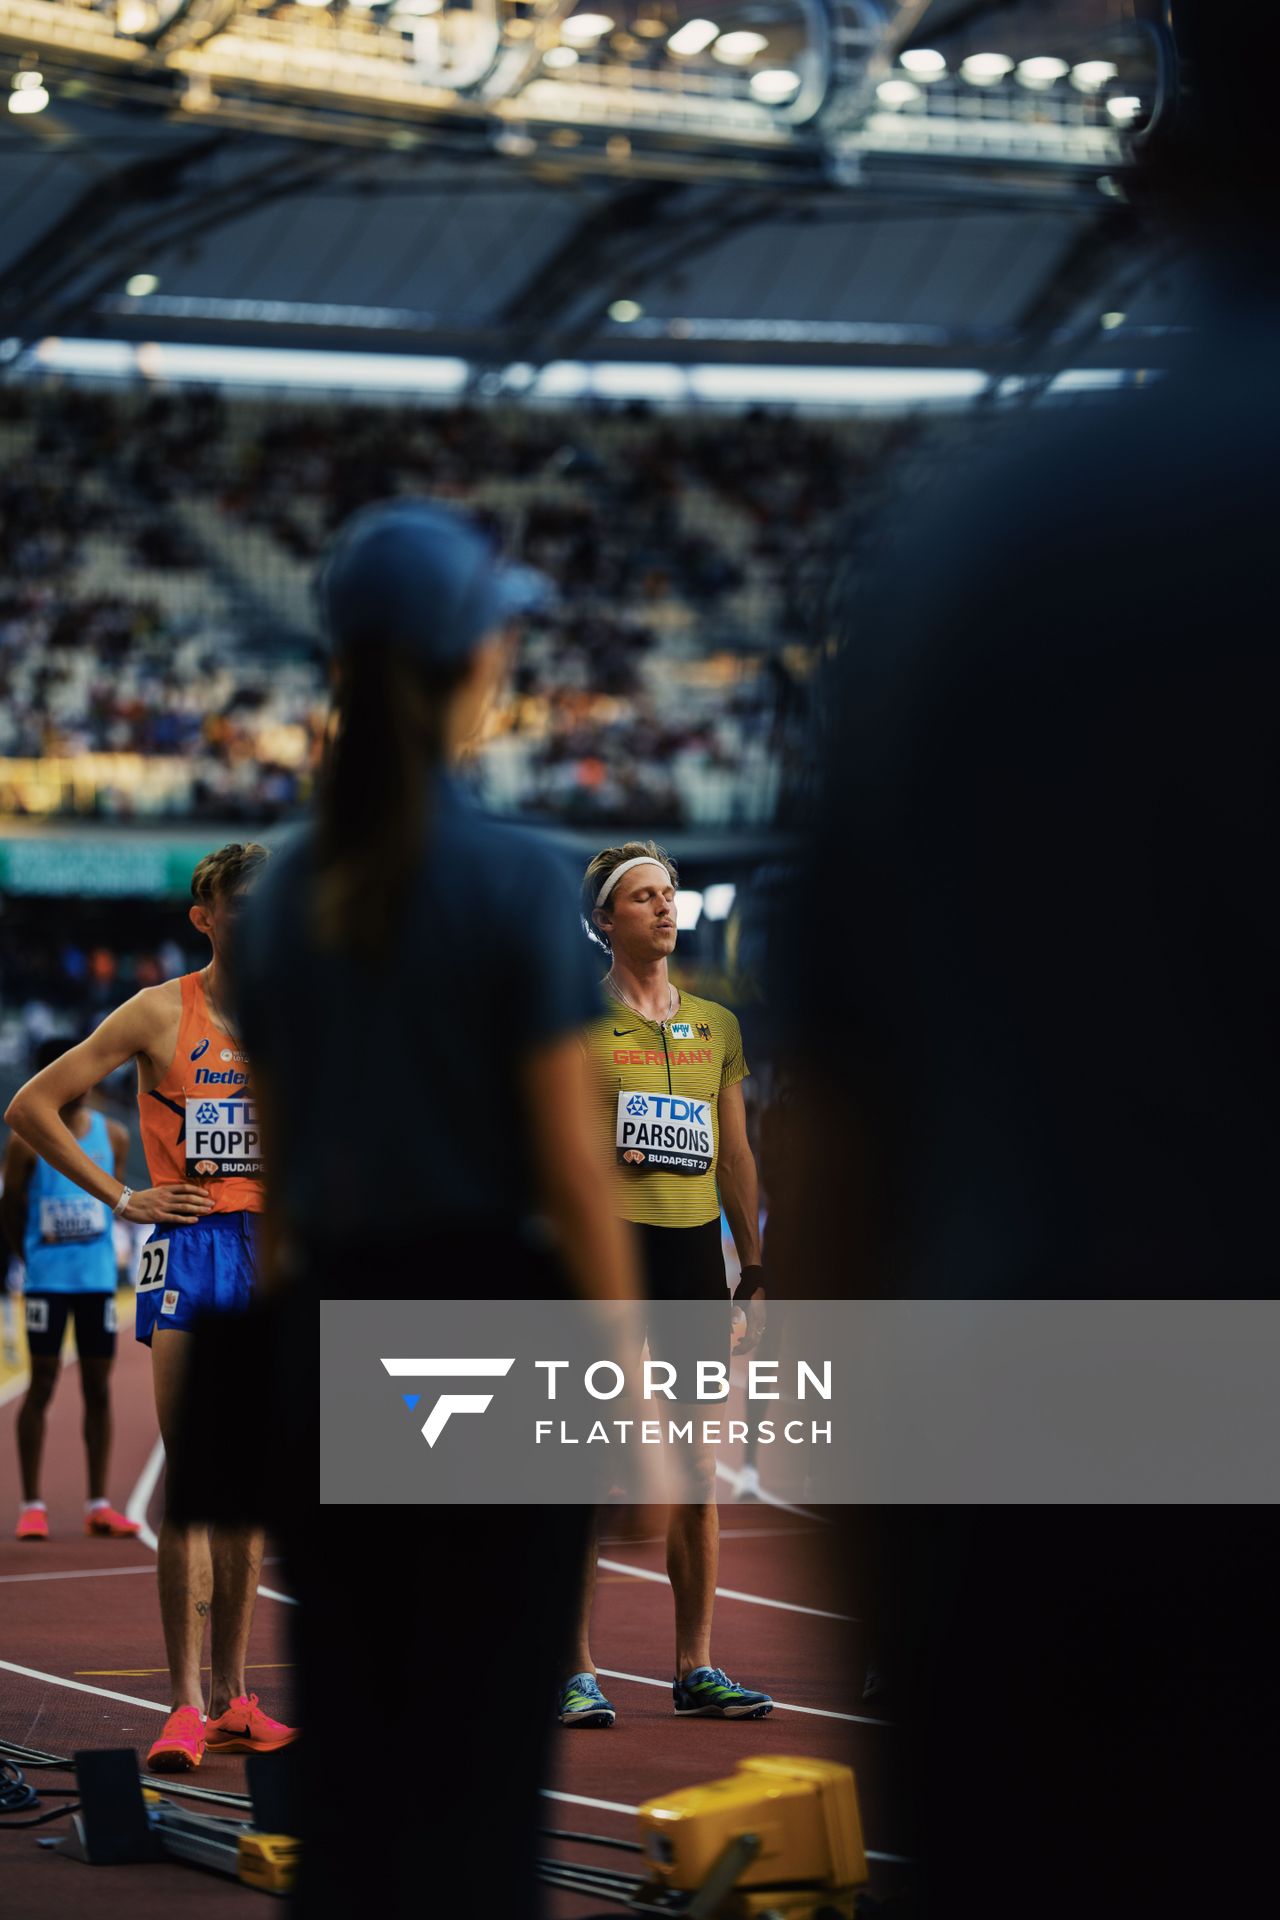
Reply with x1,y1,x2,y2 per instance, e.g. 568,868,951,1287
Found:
4,844,296,1773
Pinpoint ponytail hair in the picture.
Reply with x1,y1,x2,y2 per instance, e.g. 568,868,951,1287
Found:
312,645,467,958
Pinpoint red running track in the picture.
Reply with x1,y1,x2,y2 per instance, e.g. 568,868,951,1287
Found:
1,1299,907,1916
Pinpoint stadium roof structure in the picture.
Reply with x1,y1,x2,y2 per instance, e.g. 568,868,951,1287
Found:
0,0,1186,384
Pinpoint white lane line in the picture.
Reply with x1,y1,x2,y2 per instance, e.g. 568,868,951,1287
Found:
598,1556,854,1624
0,1656,167,1715
0,1563,158,1585
596,1666,890,1728
715,1525,826,1541
126,1434,296,1606
0,1556,285,1587
715,1460,826,1522
542,1788,639,1818
600,1526,821,1548
541,1785,909,1864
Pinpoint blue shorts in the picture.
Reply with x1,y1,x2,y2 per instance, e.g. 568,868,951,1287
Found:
134,1211,259,1347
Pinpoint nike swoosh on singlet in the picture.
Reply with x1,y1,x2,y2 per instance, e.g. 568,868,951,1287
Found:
613,1027,637,1036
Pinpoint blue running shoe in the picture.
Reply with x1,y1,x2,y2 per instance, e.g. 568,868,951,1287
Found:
558,1671,616,1728
672,1666,773,1719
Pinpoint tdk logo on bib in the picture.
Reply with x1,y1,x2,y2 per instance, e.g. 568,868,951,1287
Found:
615,1089,713,1176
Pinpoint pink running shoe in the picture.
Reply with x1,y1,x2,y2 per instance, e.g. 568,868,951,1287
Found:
206,1693,298,1755
85,1505,141,1539
16,1508,48,1542
146,1706,206,1772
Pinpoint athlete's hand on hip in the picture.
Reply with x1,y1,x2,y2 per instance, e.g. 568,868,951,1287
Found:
124,1184,215,1225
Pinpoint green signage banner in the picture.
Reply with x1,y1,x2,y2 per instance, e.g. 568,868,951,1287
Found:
0,839,273,898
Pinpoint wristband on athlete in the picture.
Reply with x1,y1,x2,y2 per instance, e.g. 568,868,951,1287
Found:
113,1186,133,1217
736,1264,765,1299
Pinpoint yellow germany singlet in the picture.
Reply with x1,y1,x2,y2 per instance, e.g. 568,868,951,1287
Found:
584,987,748,1228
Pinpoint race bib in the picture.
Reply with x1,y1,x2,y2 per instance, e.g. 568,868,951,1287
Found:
39,1195,108,1244
25,1297,49,1334
136,1238,170,1293
183,1095,261,1179
615,1089,714,1176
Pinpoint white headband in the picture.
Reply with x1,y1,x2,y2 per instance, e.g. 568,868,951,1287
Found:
595,856,669,909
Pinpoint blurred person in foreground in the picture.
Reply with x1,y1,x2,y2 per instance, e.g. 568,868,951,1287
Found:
173,499,637,1916
771,5,1279,1912
3,1038,137,1543
4,846,294,1769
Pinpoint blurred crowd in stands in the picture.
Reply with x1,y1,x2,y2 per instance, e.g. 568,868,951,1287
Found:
0,383,921,826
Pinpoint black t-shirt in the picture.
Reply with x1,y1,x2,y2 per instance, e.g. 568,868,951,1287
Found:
234,774,602,1248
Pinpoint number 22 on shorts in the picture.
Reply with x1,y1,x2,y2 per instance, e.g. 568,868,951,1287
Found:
136,1238,170,1293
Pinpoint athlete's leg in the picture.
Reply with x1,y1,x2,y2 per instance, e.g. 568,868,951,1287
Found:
79,1356,112,1502
207,1523,265,1720
666,1441,719,1680
16,1354,60,1502
151,1329,212,1712
567,1510,601,1677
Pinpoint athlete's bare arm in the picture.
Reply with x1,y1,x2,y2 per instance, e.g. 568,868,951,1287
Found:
3,990,213,1226
524,1034,639,1303
717,1080,762,1273
0,1132,35,1257
717,1080,765,1351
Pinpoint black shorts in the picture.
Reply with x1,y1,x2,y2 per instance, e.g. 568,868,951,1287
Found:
24,1291,117,1361
632,1218,732,1401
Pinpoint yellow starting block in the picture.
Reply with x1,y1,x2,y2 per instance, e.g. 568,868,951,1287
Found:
636,1756,869,1919
237,1832,301,1895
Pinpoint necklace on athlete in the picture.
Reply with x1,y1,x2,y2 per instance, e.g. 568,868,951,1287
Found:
606,972,677,1025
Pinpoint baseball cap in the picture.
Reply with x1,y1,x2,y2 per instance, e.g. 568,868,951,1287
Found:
318,498,552,665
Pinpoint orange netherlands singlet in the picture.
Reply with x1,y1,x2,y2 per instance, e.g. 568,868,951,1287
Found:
137,972,263,1215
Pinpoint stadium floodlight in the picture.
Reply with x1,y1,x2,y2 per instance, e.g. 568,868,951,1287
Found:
1016,57,1069,90
675,891,704,931
392,0,444,14
713,32,769,65
959,53,1014,85
750,69,802,103
899,48,946,79
543,46,579,68
13,69,43,88
608,299,644,322
561,13,616,44
875,78,921,108
1070,59,1118,92
667,19,719,57
1106,95,1142,123
702,884,736,921
1100,311,1126,330
8,82,49,114
125,273,160,297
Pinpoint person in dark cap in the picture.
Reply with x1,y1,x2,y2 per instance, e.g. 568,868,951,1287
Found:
172,498,635,1916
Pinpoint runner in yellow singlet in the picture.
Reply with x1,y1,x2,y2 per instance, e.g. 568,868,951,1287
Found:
558,840,773,1728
